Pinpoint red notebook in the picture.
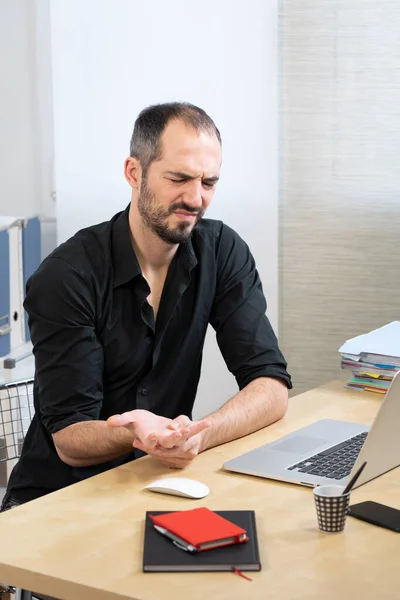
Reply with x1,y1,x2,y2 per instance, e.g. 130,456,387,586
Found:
150,507,248,552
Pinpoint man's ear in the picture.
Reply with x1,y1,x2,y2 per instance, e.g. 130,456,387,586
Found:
124,157,142,189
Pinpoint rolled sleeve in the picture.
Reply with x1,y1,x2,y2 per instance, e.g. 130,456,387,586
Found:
24,257,104,434
210,224,292,391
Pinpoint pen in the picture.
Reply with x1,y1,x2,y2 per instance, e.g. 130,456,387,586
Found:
342,461,367,495
153,525,197,552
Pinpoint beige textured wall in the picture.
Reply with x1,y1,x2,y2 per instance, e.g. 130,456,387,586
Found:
279,0,400,394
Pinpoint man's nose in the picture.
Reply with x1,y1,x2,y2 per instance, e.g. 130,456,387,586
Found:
183,180,203,209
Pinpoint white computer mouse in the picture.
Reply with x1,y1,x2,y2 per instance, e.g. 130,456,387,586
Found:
144,477,210,499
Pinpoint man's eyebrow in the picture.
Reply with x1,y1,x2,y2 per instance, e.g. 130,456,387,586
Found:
164,170,219,183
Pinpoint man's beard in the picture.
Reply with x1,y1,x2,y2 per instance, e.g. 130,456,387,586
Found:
137,177,204,244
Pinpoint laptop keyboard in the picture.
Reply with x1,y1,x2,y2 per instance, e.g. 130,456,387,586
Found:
287,431,368,480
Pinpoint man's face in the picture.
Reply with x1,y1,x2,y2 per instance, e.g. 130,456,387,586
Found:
136,120,221,244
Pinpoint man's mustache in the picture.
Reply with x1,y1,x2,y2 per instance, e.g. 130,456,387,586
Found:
168,202,202,216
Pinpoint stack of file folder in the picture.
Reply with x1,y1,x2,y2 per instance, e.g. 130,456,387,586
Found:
0,216,41,358
339,321,400,394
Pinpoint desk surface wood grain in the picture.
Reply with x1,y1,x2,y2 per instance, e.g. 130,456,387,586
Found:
0,381,399,600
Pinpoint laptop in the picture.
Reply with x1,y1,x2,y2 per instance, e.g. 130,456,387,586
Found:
223,370,400,488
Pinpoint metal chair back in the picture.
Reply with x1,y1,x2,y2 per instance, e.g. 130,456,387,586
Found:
0,378,35,464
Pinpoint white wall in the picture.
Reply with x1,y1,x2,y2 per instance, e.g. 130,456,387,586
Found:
50,0,279,417
32,0,57,258
0,0,38,217
0,0,56,258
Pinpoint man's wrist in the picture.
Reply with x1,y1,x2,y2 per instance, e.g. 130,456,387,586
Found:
198,424,211,453
109,423,136,452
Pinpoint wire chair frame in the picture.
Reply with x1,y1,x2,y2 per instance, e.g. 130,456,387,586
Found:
0,379,37,598
0,379,34,463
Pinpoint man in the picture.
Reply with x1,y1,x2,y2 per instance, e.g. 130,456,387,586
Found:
2,102,291,510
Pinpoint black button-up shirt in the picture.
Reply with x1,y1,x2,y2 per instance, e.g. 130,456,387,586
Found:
7,206,291,503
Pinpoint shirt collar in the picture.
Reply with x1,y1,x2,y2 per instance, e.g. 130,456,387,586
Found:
182,234,198,272
112,205,141,288
112,205,198,288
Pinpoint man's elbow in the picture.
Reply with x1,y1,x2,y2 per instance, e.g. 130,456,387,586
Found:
53,443,88,468
268,378,289,422
52,430,91,467
275,387,289,420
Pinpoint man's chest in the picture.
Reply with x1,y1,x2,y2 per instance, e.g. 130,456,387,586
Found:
98,275,214,386
144,273,166,321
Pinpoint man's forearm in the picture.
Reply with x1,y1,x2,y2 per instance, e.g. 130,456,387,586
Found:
199,377,288,452
52,420,135,467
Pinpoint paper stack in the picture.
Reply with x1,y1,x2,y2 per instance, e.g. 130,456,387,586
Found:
339,321,400,394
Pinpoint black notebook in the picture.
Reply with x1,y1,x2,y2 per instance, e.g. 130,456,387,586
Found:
143,510,261,573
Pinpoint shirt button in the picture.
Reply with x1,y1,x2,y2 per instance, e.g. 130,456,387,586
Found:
141,388,149,396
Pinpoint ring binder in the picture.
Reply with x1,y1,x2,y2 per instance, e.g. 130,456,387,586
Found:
0,217,41,359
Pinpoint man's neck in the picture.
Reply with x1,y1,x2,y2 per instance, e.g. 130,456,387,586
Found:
128,203,178,273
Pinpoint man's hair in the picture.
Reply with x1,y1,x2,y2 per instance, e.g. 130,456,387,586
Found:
129,102,221,175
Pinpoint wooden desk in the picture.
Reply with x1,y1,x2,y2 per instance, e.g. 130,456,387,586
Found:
0,381,399,600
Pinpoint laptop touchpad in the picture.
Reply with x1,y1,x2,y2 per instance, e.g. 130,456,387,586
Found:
272,435,326,454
